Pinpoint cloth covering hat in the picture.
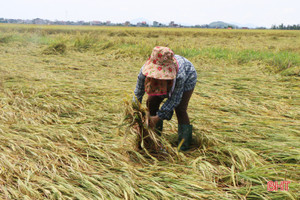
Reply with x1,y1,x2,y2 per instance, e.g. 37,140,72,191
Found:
144,77,174,96
142,46,178,80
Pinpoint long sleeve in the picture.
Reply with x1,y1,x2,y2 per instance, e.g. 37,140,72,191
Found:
133,66,146,103
157,67,186,120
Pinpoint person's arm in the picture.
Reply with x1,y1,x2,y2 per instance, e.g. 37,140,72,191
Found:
133,66,146,103
157,75,185,120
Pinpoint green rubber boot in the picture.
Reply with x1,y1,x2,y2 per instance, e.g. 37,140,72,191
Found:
154,119,163,136
178,124,193,151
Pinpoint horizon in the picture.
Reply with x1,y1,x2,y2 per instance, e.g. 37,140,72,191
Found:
2,17,299,29
1,17,288,29
1,0,300,28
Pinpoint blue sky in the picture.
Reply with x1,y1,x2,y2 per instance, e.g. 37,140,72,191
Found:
1,0,299,27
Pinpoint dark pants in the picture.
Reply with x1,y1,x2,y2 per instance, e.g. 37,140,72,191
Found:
146,89,194,124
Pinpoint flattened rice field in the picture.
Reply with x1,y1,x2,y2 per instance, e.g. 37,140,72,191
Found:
0,24,299,199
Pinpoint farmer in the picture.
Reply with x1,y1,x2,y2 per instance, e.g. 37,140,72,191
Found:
133,46,197,151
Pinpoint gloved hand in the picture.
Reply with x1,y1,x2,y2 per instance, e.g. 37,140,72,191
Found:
149,115,160,129
132,95,138,104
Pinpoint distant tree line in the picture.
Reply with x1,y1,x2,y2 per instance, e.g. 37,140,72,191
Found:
271,24,300,30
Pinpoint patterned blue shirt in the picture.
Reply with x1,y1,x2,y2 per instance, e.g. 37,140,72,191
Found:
133,55,197,120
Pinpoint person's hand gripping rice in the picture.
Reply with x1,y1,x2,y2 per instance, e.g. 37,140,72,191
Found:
133,46,197,151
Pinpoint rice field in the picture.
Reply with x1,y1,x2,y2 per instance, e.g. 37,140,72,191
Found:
0,23,299,199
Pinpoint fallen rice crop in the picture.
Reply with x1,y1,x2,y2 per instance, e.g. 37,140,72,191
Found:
0,24,299,199
42,42,67,55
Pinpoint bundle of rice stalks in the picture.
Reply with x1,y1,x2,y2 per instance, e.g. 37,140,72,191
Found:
122,98,179,161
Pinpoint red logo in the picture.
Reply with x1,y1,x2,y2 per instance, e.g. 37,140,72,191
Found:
267,181,290,191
